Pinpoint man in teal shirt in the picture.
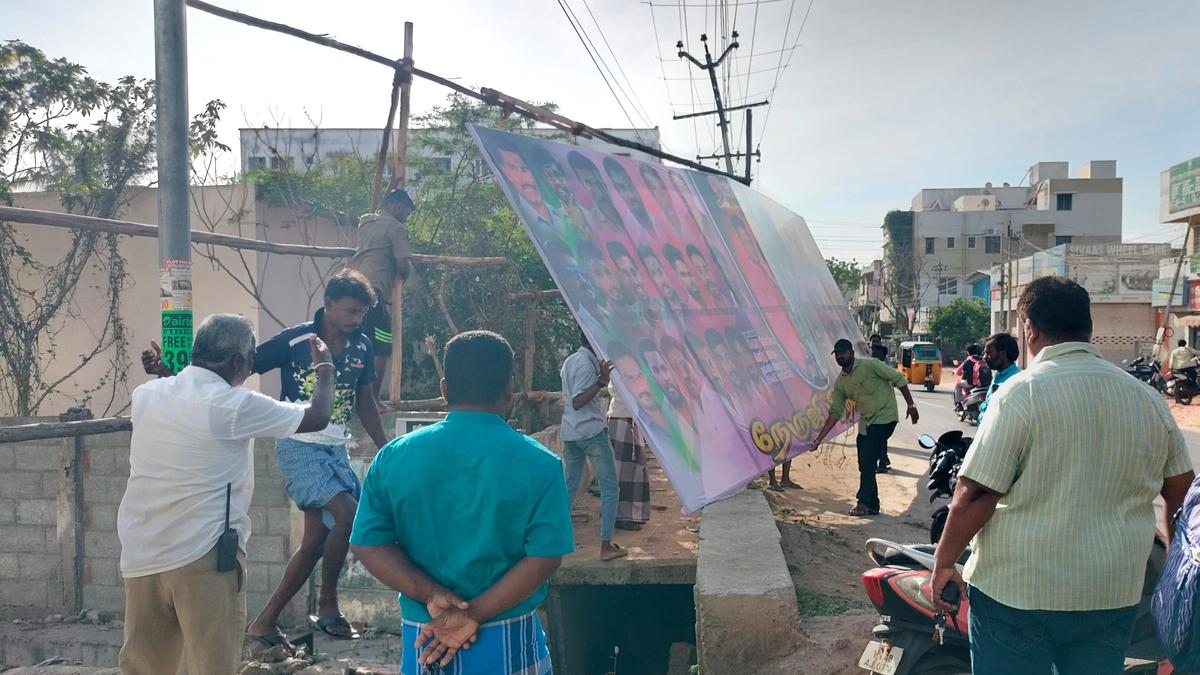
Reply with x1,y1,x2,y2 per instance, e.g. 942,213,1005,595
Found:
350,331,573,674
978,332,1020,424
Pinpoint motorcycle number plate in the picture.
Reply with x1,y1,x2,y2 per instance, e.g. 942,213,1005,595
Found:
858,640,904,675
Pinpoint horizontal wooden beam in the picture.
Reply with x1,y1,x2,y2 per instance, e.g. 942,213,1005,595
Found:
0,417,132,444
0,206,506,267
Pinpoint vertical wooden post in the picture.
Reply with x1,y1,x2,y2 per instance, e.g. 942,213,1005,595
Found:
524,298,538,392
388,21,413,404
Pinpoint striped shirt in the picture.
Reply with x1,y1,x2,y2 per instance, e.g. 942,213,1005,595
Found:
960,341,1193,611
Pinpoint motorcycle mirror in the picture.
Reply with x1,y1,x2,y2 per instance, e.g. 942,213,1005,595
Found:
918,434,936,449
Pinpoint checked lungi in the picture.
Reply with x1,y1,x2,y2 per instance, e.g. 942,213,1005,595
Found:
400,611,551,675
607,416,650,524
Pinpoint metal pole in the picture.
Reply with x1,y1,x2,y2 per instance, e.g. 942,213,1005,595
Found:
154,0,194,373
1156,217,1193,361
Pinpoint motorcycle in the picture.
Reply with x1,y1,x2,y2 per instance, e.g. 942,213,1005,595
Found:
1124,356,1167,394
953,388,987,426
921,431,970,544
856,429,1171,675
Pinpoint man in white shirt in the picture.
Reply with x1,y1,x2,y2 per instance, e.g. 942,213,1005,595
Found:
118,314,335,675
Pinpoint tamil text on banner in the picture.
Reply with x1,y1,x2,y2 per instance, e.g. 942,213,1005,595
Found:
469,125,860,512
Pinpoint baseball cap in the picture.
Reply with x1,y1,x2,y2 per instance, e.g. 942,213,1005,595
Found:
831,338,854,354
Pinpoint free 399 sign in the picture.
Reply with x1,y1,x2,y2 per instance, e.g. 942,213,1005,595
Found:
161,311,193,373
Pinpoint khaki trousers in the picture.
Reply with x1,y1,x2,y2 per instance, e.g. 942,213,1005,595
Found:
119,546,245,675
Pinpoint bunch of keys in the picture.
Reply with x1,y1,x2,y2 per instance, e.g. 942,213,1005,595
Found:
931,611,947,645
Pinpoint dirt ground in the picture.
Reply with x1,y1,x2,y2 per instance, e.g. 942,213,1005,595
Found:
1168,398,1200,430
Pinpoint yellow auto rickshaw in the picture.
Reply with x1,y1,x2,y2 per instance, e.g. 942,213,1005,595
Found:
898,341,942,392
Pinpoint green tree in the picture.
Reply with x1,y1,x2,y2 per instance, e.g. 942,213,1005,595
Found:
825,257,861,296
927,297,990,356
245,93,576,398
0,40,223,414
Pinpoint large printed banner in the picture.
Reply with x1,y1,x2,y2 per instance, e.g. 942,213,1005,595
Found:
469,125,860,512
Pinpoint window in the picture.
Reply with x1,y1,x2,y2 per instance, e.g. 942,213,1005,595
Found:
473,159,488,176
946,237,956,250
431,157,452,173
1055,235,1072,247
1056,193,1073,211
245,156,266,170
985,236,1001,253
938,277,958,295
269,156,289,170
967,236,977,249
925,237,935,255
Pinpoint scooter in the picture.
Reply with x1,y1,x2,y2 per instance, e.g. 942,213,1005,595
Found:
1167,363,1200,405
856,538,1169,675
954,388,987,426
921,431,970,544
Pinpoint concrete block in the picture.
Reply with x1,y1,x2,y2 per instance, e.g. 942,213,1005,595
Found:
246,559,271,593
84,557,120,587
42,470,61,499
82,476,129,505
0,444,15,469
83,530,123,559
249,506,268,529
0,577,49,607
252,484,287,507
247,535,288,563
694,490,802,674
18,554,60,580
84,446,116,476
16,499,56,526
0,525,47,553
266,506,292,536
87,430,133,448
0,473,44,499
82,583,127,613
0,500,16,525
16,446,61,471
0,553,17,578
85,503,118,531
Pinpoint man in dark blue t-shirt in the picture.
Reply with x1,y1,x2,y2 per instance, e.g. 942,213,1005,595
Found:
246,270,390,644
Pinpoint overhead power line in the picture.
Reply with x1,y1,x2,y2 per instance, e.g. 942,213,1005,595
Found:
555,0,644,131
578,0,656,129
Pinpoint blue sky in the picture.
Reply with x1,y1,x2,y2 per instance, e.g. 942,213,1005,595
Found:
6,0,1200,262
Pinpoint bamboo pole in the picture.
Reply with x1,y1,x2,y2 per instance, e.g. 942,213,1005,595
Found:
387,22,415,405
523,300,538,392
183,0,746,184
0,206,506,266
0,417,132,444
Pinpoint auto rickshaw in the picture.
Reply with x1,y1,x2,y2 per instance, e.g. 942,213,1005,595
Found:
898,341,942,392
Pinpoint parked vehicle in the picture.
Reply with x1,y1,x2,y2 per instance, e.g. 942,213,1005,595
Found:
899,341,942,392
856,538,1168,675
920,432,970,544
1168,363,1200,406
1123,356,1169,395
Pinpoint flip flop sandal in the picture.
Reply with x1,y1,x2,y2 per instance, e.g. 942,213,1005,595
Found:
601,544,629,561
246,632,293,650
309,614,360,640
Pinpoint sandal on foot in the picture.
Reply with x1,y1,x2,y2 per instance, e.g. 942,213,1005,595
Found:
309,614,360,640
601,544,629,561
246,632,291,650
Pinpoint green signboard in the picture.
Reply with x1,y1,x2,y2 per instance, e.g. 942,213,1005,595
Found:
1169,156,1200,215
161,310,193,374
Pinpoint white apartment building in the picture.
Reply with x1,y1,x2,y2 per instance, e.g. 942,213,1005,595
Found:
238,126,663,181
889,160,1123,331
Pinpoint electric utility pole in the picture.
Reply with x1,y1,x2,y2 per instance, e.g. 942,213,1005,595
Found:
675,32,766,181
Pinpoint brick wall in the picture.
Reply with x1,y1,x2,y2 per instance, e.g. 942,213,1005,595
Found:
0,430,70,617
0,428,306,625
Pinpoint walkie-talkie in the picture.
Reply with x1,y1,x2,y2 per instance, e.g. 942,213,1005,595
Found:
216,482,238,572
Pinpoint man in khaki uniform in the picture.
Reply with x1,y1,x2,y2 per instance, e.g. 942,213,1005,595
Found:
346,189,415,405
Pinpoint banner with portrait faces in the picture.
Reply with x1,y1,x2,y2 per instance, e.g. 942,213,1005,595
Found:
470,125,860,512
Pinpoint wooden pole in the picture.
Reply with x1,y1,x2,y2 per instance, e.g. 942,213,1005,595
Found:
0,205,506,266
0,417,132,444
387,22,414,404
524,299,538,392
370,76,401,211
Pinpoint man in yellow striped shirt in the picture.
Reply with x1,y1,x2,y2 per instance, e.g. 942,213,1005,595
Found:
931,277,1194,675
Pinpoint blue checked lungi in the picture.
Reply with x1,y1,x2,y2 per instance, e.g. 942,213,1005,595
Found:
275,437,362,529
400,611,552,675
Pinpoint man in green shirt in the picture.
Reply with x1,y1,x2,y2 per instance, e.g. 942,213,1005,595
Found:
813,338,919,516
